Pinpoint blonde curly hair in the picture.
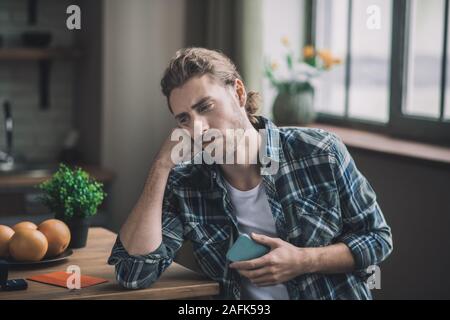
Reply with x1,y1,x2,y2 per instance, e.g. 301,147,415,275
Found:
161,47,260,125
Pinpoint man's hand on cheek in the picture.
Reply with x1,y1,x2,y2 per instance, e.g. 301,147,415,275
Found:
229,233,316,287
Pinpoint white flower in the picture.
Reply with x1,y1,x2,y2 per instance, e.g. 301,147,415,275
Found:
293,62,321,78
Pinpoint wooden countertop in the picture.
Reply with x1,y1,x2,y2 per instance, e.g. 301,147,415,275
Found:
0,165,115,189
0,228,220,300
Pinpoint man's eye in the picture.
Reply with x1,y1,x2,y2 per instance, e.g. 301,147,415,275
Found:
199,104,212,113
178,117,188,125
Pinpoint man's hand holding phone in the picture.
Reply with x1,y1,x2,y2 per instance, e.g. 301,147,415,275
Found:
229,233,316,287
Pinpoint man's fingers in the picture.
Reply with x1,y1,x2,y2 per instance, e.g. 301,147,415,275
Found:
251,233,280,249
229,254,271,270
252,274,278,286
256,281,277,287
238,267,272,280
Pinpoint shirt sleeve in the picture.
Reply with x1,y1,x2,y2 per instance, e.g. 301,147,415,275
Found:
329,133,393,275
107,173,184,289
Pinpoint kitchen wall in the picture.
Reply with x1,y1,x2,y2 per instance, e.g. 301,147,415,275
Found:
0,0,76,163
101,0,185,230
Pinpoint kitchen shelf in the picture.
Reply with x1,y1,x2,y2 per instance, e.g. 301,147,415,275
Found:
0,47,81,60
0,47,82,109
0,165,115,189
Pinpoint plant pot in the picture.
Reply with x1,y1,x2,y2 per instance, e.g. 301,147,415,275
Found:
61,216,91,249
272,82,316,126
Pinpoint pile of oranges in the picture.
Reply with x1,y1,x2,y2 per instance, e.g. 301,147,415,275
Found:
0,219,71,262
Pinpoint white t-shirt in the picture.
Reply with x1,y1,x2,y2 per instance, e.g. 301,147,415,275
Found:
224,179,290,300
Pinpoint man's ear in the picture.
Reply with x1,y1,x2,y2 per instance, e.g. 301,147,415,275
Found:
234,79,247,107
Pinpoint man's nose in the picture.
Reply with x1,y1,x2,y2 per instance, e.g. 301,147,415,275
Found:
191,116,209,138
194,116,209,132
201,117,210,133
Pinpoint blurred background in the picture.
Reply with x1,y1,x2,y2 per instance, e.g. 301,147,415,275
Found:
0,0,449,299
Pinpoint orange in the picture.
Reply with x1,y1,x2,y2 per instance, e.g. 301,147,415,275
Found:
0,225,15,258
12,221,38,232
9,229,48,262
38,219,71,257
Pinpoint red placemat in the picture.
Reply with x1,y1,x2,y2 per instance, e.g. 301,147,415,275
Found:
28,271,108,289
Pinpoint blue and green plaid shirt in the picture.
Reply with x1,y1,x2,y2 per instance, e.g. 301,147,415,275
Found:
108,116,393,300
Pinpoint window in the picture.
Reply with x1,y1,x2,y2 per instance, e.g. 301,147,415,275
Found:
405,0,444,119
308,0,450,145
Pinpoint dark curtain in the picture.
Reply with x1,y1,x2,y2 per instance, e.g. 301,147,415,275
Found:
184,0,263,92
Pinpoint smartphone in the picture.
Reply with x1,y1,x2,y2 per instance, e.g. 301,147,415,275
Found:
226,233,270,262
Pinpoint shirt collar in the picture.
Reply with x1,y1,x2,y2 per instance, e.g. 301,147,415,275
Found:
255,115,281,164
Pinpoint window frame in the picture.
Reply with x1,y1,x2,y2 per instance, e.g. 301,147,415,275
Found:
305,0,450,146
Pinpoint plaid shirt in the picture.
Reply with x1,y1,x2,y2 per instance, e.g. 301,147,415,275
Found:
108,116,393,300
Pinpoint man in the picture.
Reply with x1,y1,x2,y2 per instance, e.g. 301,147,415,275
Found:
108,47,393,299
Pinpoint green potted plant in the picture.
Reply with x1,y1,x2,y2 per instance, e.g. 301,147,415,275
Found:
264,37,342,125
37,163,107,248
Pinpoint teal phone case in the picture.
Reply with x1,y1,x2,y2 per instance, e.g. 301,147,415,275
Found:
226,234,270,262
